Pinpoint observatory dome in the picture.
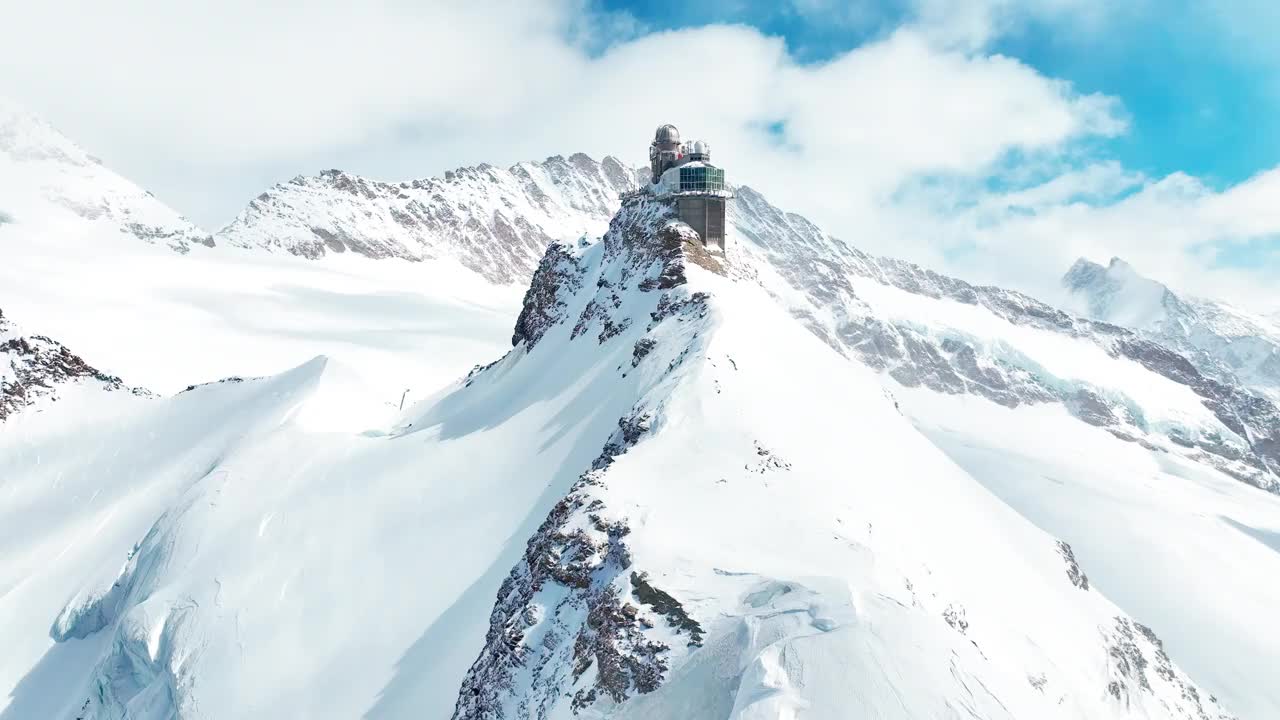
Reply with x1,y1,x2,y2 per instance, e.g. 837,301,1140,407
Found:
654,124,681,144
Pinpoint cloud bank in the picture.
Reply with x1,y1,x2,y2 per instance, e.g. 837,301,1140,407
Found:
2,0,1275,309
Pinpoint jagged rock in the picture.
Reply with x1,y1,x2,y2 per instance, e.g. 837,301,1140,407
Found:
1102,618,1234,719
629,572,703,646
630,338,657,367
512,243,586,349
218,155,637,284
1,308,144,421
1056,541,1090,591
452,199,718,719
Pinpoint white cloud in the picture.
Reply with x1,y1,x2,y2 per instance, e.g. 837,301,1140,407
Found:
1,0,1274,311
0,0,1114,216
900,166,1280,311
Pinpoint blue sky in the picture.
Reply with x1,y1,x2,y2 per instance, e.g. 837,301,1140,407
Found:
602,0,1278,191
5,0,1276,306
595,0,1280,276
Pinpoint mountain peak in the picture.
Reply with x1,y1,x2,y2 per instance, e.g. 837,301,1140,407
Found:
1062,257,1108,289
0,101,213,253
217,152,639,283
1061,256,1280,403
1063,256,1141,290
1060,256,1181,328
448,190,1241,719
0,99,95,168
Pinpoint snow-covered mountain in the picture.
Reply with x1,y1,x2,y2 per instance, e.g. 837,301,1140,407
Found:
0,100,213,252
1063,257,1280,404
728,191,1280,494
4,195,1260,720
215,155,639,284
0,307,143,421
0,103,523,399
3,110,1280,720
212,159,1280,494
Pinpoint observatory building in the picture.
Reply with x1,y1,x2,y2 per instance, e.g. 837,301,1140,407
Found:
647,124,731,254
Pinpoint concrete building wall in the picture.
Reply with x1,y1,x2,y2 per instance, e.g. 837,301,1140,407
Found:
676,196,726,253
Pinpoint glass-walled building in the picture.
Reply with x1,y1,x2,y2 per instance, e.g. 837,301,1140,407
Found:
655,162,729,197
678,165,726,193
646,125,731,256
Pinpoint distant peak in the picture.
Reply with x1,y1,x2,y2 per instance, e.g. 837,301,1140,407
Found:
1066,257,1104,273
0,100,92,166
1063,256,1144,289
1062,257,1107,288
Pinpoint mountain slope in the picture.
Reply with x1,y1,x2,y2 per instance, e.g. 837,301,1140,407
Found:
1063,257,1280,404
0,100,212,252
3,194,1250,720
3,114,1279,719
0,307,142,421
210,158,1280,494
215,154,638,284
0,104,523,399
727,189,1280,494
450,195,1238,720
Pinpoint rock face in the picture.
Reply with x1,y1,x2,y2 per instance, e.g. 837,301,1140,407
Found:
729,187,1280,494
448,193,1236,720
1063,257,1280,404
0,101,213,252
454,192,715,720
0,307,141,421
216,154,638,284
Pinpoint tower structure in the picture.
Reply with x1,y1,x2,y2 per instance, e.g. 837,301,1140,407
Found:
646,124,731,254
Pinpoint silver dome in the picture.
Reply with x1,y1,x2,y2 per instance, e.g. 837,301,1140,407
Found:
654,124,681,144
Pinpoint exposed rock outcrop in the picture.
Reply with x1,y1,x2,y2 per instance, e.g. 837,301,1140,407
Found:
1102,618,1233,719
0,308,143,421
217,155,639,284
453,194,717,719
731,186,1280,494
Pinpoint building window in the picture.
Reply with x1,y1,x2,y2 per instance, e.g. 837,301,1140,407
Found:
678,166,725,192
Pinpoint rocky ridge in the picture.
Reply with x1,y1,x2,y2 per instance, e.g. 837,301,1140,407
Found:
213,156,1280,493
450,192,1236,719
454,193,715,718
216,154,639,284
1063,257,1280,404
210,155,1280,493
0,307,143,421
730,187,1280,493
